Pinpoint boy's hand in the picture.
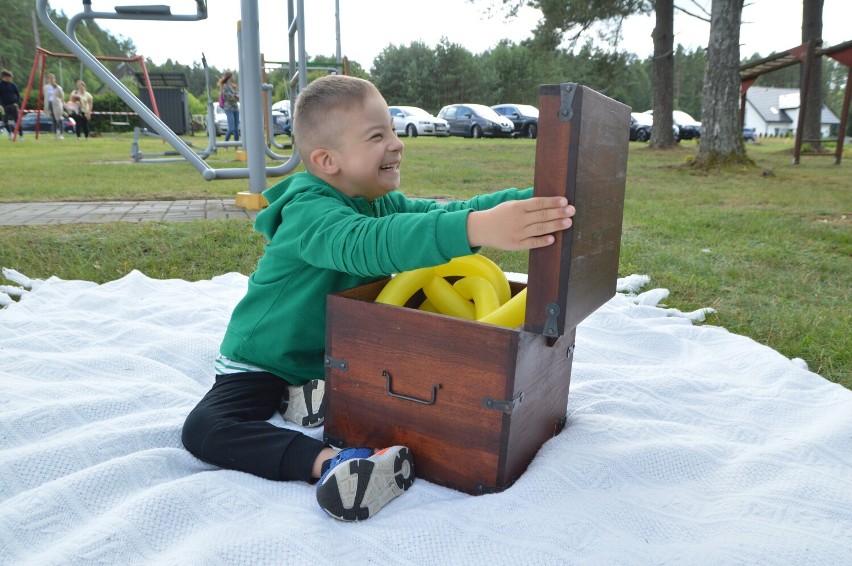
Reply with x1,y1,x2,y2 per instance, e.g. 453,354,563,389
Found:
467,197,575,250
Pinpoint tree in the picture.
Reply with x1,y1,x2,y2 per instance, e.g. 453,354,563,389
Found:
371,42,443,111
801,0,824,149
649,0,676,148
484,0,652,47
434,39,481,107
692,0,750,168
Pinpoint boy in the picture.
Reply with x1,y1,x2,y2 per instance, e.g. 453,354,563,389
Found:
182,75,575,521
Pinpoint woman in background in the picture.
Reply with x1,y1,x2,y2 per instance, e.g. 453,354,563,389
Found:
218,71,240,143
43,73,65,139
69,80,93,140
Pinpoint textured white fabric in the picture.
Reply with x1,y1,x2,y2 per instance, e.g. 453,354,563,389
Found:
1,270,850,565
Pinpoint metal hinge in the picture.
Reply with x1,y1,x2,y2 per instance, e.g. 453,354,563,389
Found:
559,83,578,122
567,342,575,358
543,302,561,337
323,355,348,372
481,392,523,414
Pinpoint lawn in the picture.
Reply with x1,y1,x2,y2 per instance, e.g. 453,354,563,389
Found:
0,133,849,387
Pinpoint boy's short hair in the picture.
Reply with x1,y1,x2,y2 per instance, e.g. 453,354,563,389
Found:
293,75,382,165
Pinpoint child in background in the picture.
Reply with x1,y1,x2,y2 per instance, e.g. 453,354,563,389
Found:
182,75,575,521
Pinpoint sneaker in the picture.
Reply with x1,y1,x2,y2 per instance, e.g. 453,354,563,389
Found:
316,446,415,521
279,379,325,427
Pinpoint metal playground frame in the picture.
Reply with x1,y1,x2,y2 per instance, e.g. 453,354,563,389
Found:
36,0,340,209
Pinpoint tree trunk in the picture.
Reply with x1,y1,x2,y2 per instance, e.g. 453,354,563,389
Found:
693,0,750,168
802,0,824,150
649,0,675,148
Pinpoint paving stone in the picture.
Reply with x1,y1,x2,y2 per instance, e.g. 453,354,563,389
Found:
0,200,260,225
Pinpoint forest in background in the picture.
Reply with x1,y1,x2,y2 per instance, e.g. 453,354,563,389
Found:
1,0,848,132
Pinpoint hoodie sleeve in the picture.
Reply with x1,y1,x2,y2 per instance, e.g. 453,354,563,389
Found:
277,191,474,277
386,187,533,214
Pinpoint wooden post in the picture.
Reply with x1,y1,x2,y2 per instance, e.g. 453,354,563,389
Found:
834,66,851,165
794,39,816,165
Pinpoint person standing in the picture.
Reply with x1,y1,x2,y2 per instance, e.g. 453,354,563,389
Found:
0,69,24,139
218,71,240,143
43,73,66,140
69,79,93,140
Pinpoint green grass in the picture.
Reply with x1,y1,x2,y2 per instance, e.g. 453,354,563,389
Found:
1,134,850,387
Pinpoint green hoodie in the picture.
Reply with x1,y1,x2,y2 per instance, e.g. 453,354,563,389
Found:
219,172,532,384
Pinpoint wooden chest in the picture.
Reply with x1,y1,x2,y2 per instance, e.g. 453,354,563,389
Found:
324,84,630,494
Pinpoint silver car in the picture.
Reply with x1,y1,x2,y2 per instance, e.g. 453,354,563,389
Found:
389,106,449,137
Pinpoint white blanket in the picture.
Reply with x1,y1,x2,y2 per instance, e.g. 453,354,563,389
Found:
1,270,850,565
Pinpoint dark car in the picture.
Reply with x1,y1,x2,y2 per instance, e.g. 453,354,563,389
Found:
437,104,515,138
491,104,539,139
630,112,680,142
19,111,76,134
743,127,757,142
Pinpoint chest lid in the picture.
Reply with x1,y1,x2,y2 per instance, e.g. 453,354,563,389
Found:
524,84,631,338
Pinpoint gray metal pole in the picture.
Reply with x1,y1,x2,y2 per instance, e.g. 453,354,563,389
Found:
239,0,267,195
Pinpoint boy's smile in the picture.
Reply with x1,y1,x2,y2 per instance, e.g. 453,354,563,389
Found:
324,92,405,201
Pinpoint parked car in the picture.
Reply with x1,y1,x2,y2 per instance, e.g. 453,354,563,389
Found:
629,112,653,141
646,109,702,140
743,127,757,142
271,99,290,118
18,111,76,133
389,105,449,137
437,104,515,138
213,105,289,137
491,104,539,138
629,112,679,142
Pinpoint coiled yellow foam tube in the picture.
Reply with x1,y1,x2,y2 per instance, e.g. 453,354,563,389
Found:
423,276,477,320
452,276,500,320
478,288,527,328
375,266,435,306
434,254,511,305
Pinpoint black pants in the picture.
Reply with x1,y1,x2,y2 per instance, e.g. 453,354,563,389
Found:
3,104,20,134
182,371,325,482
75,113,89,138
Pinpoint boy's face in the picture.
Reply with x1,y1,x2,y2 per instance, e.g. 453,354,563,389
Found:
326,92,404,201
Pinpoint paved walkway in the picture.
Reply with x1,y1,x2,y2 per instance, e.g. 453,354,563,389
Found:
0,199,259,226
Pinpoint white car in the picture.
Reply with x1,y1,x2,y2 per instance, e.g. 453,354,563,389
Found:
389,105,449,137
645,109,702,140
272,99,290,119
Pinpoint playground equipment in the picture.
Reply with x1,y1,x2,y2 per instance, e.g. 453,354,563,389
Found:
11,46,160,140
36,0,340,208
130,53,294,164
739,38,852,165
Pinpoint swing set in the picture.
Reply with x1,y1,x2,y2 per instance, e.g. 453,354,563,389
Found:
11,46,159,139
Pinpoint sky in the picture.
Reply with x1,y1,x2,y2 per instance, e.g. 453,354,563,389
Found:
46,0,850,72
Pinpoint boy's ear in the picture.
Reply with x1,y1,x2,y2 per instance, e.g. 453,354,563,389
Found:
309,147,339,175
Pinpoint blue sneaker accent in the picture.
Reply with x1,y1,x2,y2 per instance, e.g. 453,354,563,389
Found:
316,446,415,521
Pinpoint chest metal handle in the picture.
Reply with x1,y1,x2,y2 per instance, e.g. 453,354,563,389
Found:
382,370,441,406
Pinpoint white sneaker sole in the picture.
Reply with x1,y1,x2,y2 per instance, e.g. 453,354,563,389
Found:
279,379,325,427
316,446,415,521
